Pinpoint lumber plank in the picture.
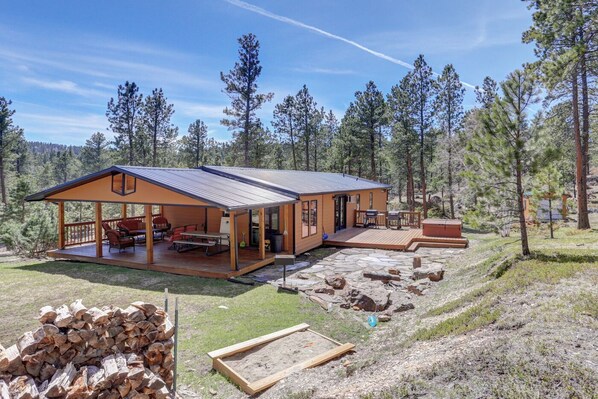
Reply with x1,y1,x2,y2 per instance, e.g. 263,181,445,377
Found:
207,323,310,359
213,358,252,395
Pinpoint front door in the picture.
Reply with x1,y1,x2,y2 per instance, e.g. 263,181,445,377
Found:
334,195,347,232
249,207,280,246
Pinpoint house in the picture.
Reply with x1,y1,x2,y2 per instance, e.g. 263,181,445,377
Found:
27,165,467,278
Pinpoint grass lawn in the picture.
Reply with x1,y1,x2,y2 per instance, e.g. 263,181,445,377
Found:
0,259,368,397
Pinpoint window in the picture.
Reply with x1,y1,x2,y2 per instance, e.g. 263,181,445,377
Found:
356,194,361,210
369,192,373,209
112,173,136,196
310,200,317,235
301,201,309,238
301,200,318,238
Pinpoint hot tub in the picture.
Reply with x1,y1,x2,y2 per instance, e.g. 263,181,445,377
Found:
422,219,462,238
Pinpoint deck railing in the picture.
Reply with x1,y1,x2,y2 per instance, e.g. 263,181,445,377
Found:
63,214,161,247
354,210,421,228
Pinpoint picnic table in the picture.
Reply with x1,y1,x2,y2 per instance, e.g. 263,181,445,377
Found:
173,231,230,255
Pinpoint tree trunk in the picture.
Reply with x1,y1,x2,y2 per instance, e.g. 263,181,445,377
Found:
419,132,427,218
572,68,590,229
448,146,454,219
304,114,310,171
516,162,530,256
370,126,377,181
548,197,554,239
406,152,415,212
0,153,5,205
579,49,591,229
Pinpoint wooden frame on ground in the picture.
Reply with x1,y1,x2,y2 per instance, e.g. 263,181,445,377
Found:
207,323,355,395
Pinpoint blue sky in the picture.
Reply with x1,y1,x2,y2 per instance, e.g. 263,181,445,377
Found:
1,0,535,145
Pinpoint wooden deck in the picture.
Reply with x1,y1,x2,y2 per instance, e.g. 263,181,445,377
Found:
324,227,468,251
48,241,280,279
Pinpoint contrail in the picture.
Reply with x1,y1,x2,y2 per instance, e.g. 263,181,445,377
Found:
225,0,477,90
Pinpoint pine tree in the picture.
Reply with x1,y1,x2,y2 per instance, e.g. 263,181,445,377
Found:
475,76,498,109
435,64,465,218
0,98,24,204
272,95,299,170
465,68,540,256
80,132,111,174
410,55,437,218
181,119,208,168
106,82,143,165
523,0,597,229
141,88,177,167
354,81,386,180
532,164,564,239
388,73,419,211
295,85,318,171
221,33,273,167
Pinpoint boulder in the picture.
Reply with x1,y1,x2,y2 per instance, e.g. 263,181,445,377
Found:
407,281,430,296
346,286,390,312
378,314,392,322
325,274,346,289
413,256,422,269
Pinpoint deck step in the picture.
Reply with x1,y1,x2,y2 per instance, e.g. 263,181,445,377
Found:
407,241,468,252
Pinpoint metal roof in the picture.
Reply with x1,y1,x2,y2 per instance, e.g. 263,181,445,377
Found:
26,166,297,210
202,166,392,196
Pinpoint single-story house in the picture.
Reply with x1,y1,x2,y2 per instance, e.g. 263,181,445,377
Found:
26,165,403,278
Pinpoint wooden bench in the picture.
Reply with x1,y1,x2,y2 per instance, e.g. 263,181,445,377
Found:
173,240,216,254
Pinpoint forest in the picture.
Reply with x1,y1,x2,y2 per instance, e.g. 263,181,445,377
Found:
0,0,595,257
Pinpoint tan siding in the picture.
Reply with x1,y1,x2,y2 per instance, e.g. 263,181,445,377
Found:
294,195,323,254
48,175,211,206
162,206,207,229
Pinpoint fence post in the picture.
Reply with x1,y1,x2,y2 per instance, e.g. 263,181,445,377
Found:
173,297,179,394
164,288,169,313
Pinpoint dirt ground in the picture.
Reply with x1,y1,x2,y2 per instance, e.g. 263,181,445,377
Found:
223,331,339,383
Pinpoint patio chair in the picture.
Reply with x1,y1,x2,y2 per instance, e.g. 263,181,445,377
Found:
106,230,135,253
102,222,125,241
117,220,144,237
167,226,186,250
153,216,171,240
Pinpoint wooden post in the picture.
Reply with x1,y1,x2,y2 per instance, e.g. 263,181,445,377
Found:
259,208,266,259
57,202,65,249
229,211,237,271
282,205,290,252
95,202,103,258
121,203,127,221
145,204,154,265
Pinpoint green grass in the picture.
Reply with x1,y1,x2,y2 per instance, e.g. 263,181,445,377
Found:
0,260,367,396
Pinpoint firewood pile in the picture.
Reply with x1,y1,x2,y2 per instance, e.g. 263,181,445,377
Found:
0,300,175,399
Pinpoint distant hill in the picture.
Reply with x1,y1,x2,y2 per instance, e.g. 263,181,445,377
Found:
28,141,82,156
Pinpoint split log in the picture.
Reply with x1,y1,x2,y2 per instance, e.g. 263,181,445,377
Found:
131,302,157,317
54,305,73,328
39,363,57,382
22,349,45,377
101,355,119,381
38,306,57,324
65,366,90,399
4,345,25,375
0,344,7,372
0,380,9,399
44,362,76,398
17,331,41,357
86,308,109,325
157,319,174,341
123,307,145,323
9,376,38,399
114,354,129,382
69,300,88,320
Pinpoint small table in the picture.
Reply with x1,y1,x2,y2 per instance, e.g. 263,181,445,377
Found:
177,231,230,256
128,228,164,242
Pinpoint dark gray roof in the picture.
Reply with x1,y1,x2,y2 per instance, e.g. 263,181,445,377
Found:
26,165,297,210
202,166,392,196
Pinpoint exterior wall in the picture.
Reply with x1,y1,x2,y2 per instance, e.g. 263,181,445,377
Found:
48,175,211,206
293,189,388,255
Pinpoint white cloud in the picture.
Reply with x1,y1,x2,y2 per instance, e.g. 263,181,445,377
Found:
22,77,110,98
173,100,227,119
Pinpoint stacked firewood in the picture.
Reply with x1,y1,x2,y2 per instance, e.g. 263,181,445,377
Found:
0,301,175,399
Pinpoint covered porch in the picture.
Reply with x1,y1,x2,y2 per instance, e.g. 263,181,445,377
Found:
26,166,298,278
48,239,283,279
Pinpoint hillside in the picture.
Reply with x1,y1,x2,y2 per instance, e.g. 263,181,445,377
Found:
262,223,598,399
